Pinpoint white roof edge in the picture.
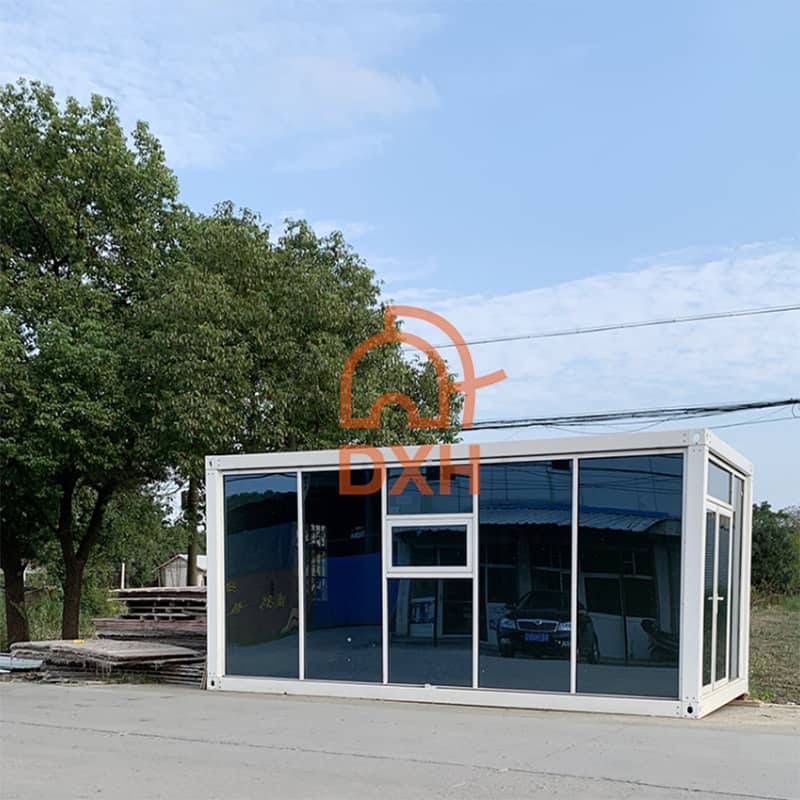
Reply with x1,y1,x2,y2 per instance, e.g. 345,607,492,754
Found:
205,428,725,473
705,429,753,476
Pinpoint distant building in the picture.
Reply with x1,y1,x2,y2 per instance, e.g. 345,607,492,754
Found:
158,554,208,587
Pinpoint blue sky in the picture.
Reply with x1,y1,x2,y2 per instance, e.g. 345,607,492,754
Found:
2,0,798,505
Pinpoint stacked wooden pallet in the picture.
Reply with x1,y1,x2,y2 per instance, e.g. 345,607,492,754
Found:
94,587,207,654
10,639,205,686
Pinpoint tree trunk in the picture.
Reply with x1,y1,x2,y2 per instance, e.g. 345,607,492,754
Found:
1,528,29,644
186,476,199,586
58,481,112,639
61,556,85,639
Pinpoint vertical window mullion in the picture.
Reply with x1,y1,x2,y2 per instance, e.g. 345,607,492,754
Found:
296,470,305,680
570,458,578,694
381,469,389,684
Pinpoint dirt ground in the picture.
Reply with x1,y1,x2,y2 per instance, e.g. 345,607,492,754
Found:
749,595,800,704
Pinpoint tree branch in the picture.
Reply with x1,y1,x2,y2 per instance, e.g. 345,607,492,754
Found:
75,483,114,564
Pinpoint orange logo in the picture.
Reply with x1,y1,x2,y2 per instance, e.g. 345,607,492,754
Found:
338,306,506,495
340,305,506,430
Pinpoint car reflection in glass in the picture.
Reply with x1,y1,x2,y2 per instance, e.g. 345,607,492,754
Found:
497,590,599,663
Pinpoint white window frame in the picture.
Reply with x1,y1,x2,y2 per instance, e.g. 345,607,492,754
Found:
385,514,474,577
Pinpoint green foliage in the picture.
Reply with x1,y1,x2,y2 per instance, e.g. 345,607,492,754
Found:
1,78,462,639
98,488,186,587
751,503,800,595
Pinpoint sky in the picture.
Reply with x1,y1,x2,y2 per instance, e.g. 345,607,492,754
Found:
1,0,798,506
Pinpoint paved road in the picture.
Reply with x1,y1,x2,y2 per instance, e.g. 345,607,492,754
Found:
1,682,798,799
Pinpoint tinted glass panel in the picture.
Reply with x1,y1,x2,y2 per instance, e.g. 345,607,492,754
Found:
715,515,731,681
702,511,715,686
708,462,732,503
729,477,744,680
479,460,572,693
303,470,382,682
392,525,468,567
387,466,472,514
389,578,472,686
577,455,683,698
225,473,298,677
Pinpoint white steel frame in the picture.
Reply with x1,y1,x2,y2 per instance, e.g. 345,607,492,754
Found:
205,428,753,719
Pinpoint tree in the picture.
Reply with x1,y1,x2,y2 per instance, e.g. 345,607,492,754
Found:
1,79,183,637
152,205,461,583
1,79,461,638
751,502,800,595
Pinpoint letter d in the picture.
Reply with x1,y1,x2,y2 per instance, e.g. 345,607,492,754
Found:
338,447,384,495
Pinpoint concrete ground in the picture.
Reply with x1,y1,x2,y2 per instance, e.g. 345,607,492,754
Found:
1,682,798,800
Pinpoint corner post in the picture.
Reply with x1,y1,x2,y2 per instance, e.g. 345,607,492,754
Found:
680,432,708,717
205,457,225,689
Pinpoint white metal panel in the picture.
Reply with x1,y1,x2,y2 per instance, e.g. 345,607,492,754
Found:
205,459,224,688
207,429,697,473
680,443,706,715
697,676,748,718
705,431,753,476
214,675,682,717
740,470,754,696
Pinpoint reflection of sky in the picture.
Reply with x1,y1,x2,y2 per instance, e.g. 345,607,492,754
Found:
224,473,296,498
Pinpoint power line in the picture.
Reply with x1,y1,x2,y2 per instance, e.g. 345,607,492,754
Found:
468,398,800,431
403,304,800,352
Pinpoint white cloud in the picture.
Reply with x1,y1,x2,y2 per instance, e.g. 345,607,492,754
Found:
0,0,440,169
387,243,800,420
385,243,800,505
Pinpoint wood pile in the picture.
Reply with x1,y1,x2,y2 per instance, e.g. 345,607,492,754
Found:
10,639,205,686
94,586,207,654
9,587,208,687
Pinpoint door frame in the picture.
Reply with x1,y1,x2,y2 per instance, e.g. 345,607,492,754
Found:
703,500,734,691
382,513,476,684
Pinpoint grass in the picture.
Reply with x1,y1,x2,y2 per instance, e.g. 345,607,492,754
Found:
749,594,800,704
0,579,121,651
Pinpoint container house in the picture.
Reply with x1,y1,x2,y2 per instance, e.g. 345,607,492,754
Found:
205,429,752,718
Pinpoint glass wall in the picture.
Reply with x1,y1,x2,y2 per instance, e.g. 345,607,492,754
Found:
216,442,755,708
387,466,472,514
478,460,572,692
577,455,683,698
303,470,382,682
224,473,299,677
388,578,472,686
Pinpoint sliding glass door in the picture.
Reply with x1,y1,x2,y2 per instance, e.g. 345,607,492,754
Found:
703,503,733,689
